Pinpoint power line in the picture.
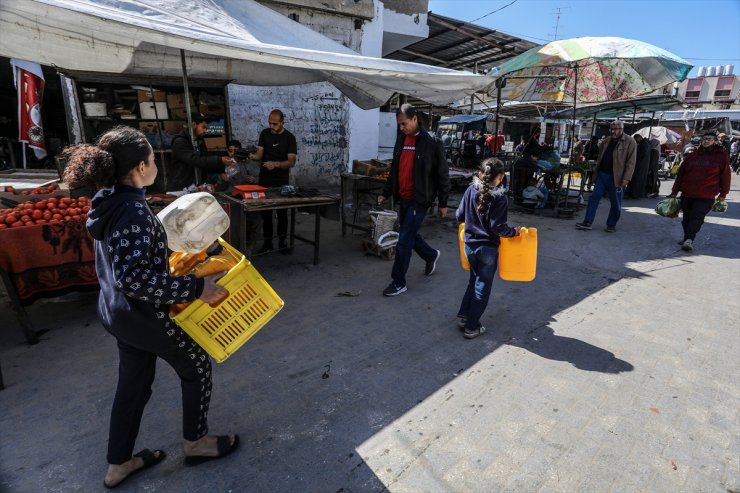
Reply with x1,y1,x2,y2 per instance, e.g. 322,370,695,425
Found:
467,0,519,24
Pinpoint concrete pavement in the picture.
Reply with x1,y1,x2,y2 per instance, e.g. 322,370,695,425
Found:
1,175,738,492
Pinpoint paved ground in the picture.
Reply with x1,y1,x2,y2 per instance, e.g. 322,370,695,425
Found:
1,175,738,493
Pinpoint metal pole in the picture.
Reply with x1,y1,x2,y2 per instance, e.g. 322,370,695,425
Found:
149,85,168,192
181,49,199,185
21,142,27,169
494,77,505,144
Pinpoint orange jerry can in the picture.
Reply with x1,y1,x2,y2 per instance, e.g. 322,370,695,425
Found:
458,223,470,271
498,227,537,281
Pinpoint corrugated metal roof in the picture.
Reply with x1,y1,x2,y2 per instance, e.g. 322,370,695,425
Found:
384,12,538,75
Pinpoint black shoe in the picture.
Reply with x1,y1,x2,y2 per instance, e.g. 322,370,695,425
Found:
257,243,274,254
604,226,616,233
425,250,441,276
575,222,592,230
457,316,467,331
382,282,407,297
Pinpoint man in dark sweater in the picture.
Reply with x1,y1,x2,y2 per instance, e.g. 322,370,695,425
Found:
576,120,636,232
169,113,234,191
248,109,297,254
378,104,450,297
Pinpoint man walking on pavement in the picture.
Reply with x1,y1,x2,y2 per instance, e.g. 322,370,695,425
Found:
576,120,636,232
378,104,450,296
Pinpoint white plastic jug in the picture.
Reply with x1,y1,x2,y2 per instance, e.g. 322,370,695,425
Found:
156,192,230,253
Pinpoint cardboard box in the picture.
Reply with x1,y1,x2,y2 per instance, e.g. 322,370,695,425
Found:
139,121,159,133
170,107,189,120
167,92,195,109
198,102,225,118
139,102,169,120
163,120,185,134
203,135,227,150
137,89,166,103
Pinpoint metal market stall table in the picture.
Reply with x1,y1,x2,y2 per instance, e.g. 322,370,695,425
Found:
219,193,339,265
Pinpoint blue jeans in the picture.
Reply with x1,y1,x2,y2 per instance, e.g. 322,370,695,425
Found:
457,245,499,330
391,199,437,286
584,171,624,227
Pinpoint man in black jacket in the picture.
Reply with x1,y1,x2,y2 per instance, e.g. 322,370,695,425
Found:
378,104,450,297
169,113,234,191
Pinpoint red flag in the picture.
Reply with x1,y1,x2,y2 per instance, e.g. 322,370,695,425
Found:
12,60,47,159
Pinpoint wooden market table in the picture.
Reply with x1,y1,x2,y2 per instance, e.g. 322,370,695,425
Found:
218,193,340,265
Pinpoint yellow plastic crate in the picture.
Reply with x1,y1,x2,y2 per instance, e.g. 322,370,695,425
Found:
172,239,284,362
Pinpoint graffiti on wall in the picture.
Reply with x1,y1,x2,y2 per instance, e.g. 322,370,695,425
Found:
228,82,349,185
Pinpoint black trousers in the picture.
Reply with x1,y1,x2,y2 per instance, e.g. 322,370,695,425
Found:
262,209,288,245
680,197,714,241
106,316,212,464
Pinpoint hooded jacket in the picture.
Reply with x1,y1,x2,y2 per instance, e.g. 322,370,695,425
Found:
86,184,204,334
456,181,517,248
671,144,730,199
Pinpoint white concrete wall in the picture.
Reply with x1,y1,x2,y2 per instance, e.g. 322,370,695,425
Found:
347,1,383,170
227,6,363,186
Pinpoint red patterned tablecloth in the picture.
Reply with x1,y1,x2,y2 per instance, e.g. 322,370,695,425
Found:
0,219,98,306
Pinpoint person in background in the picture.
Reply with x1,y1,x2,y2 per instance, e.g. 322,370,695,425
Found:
718,133,731,155
668,130,730,252
170,113,235,191
576,120,636,232
441,130,452,149
378,103,450,297
216,139,257,190
627,134,650,199
61,126,239,489
514,138,526,155
730,137,739,174
646,138,661,198
456,158,519,339
248,109,297,254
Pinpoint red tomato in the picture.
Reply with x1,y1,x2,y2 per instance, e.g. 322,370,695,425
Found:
71,215,81,221
31,210,43,220
11,221,23,228
43,211,52,220
5,215,15,225
35,201,47,210
61,197,73,205
52,213,63,220
64,215,71,221
58,203,68,210
20,215,31,223
34,219,47,224
21,190,31,195
0,223,7,230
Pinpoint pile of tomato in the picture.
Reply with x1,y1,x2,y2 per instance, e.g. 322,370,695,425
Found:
0,196,90,229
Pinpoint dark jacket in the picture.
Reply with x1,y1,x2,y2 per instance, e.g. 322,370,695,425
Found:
456,183,517,248
86,184,203,334
671,145,730,199
170,131,223,191
382,128,450,210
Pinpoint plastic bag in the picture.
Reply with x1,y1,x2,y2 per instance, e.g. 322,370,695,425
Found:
655,197,680,218
712,199,728,214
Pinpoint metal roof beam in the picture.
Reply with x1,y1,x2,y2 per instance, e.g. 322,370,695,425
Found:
428,15,516,53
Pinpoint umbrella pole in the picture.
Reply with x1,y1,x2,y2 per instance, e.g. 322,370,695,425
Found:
181,49,198,185
561,64,578,214
494,78,505,148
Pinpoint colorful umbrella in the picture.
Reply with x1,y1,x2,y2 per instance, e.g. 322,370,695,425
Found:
489,37,693,103
633,126,681,145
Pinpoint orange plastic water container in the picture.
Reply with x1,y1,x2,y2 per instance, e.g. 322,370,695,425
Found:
498,227,537,282
458,223,470,270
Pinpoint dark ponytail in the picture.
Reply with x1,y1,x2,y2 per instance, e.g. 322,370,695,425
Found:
475,158,506,217
62,126,151,190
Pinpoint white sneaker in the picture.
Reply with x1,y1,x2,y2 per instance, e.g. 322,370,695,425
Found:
681,239,694,252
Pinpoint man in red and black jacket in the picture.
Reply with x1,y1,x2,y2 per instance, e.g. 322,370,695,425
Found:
378,104,450,297
669,130,730,252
